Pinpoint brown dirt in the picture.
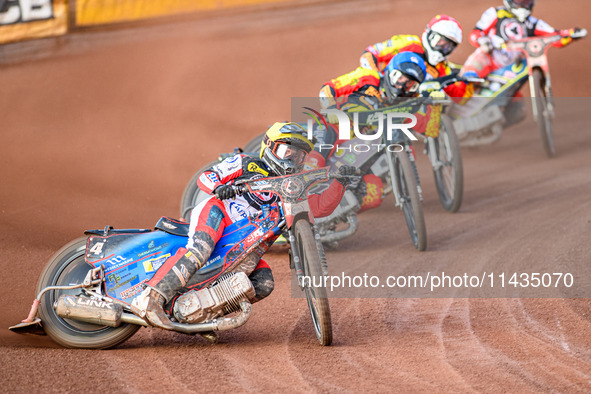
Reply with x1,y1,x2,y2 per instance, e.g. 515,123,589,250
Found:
1,0,591,391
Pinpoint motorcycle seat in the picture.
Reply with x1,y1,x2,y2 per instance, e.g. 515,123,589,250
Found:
155,217,190,237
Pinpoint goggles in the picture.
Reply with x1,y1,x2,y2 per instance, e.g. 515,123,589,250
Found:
388,69,420,93
272,143,307,167
512,0,534,9
428,32,458,56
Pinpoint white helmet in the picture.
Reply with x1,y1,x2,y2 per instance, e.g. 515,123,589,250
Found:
504,0,535,22
421,15,463,66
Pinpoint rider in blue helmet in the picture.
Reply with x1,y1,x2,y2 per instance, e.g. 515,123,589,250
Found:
380,52,427,105
319,51,427,116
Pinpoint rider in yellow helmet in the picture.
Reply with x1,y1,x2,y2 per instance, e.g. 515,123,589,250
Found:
133,122,355,336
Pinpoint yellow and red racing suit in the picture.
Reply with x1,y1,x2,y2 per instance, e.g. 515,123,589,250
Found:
360,34,473,104
319,66,383,112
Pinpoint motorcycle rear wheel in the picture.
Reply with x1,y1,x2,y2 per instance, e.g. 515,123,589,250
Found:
294,220,332,346
37,238,139,349
180,159,219,221
390,151,427,251
532,69,555,158
431,114,464,213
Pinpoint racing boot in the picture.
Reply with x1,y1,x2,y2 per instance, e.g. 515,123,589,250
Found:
198,331,219,344
133,232,215,329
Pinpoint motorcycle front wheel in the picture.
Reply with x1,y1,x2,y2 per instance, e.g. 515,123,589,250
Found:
390,151,427,251
37,238,139,349
431,114,464,213
532,69,555,158
180,159,219,221
293,220,332,346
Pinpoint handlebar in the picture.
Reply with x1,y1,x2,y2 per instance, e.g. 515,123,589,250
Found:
231,168,362,197
418,74,485,98
501,28,587,54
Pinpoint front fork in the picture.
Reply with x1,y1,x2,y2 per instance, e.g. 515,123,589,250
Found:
426,136,442,172
386,148,401,207
288,229,304,288
386,143,424,206
529,70,555,120
288,224,329,290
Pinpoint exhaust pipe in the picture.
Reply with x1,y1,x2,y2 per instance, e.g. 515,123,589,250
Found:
320,215,358,244
56,295,123,327
56,295,252,334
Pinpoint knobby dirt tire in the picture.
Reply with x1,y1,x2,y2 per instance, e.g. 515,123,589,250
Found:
180,159,219,221
532,69,555,158
294,220,332,346
37,238,139,349
432,114,464,213
392,151,427,251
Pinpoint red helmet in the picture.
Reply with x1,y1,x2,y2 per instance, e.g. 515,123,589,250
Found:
422,15,463,66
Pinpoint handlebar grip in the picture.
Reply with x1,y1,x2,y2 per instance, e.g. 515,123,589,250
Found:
572,28,588,39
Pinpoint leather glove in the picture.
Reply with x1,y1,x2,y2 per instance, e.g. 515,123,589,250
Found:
419,81,442,97
429,90,446,100
327,112,340,124
571,27,587,40
214,185,236,200
477,36,493,53
337,165,360,188
338,165,358,176
491,35,505,50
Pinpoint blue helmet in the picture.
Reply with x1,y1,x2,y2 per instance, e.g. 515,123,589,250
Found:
381,52,427,103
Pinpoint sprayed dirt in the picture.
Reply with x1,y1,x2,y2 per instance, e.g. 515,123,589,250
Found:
1,0,591,391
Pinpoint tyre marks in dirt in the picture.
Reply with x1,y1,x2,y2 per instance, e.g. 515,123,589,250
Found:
281,109,591,390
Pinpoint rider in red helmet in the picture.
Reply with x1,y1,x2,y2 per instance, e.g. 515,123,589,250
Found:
360,15,473,104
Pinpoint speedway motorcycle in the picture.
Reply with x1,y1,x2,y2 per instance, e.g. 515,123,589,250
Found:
10,168,344,348
450,28,587,157
414,73,485,213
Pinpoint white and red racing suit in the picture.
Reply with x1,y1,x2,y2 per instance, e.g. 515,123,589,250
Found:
463,6,575,78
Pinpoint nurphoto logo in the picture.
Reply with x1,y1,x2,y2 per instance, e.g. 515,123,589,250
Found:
304,107,418,153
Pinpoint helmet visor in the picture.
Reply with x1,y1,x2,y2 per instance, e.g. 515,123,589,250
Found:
512,0,534,9
429,32,457,56
273,143,307,167
388,69,420,93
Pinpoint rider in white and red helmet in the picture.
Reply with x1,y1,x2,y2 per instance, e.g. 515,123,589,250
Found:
421,14,464,67
360,14,473,103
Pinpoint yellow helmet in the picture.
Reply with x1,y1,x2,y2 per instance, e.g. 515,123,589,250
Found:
260,122,314,175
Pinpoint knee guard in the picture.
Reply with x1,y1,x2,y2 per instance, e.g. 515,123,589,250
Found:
248,267,274,303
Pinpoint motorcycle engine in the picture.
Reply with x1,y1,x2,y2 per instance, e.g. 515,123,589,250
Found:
173,271,255,324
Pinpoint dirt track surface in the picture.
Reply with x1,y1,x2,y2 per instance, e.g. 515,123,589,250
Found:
2,0,591,391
